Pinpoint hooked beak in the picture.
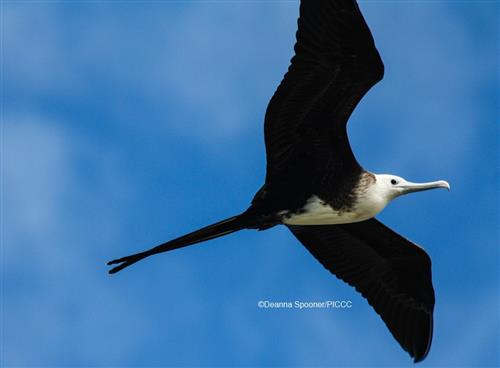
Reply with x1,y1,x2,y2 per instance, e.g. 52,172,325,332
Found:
399,180,450,194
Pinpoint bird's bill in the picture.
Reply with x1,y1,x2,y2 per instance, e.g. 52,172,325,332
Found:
400,180,450,194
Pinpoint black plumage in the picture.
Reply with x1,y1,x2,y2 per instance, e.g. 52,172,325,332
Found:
257,0,383,214
108,0,440,362
289,219,434,362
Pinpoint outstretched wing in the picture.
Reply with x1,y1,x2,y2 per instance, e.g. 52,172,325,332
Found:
288,219,434,362
264,0,384,189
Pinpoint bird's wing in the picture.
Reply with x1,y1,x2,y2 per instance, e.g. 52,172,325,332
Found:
287,219,434,363
264,0,384,190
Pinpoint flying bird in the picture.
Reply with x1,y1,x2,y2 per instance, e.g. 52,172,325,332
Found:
108,0,449,362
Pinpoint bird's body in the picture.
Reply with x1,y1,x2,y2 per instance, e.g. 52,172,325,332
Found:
108,0,449,363
281,173,384,225
282,194,371,225
252,172,448,227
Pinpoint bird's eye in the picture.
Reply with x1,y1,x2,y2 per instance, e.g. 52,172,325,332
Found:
391,179,398,185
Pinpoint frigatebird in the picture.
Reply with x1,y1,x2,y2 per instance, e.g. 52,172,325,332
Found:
108,0,450,362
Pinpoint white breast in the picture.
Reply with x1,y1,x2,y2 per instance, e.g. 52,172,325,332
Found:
281,196,359,225
282,191,388,226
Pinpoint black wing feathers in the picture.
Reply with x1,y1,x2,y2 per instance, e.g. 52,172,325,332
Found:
288,219,434,362
264,0,384,185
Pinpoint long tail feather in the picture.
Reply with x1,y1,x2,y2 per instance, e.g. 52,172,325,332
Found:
107,214,248,274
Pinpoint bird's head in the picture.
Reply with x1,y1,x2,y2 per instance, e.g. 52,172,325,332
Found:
374,174,450,201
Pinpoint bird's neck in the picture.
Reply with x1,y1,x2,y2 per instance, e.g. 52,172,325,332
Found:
352,173,391,220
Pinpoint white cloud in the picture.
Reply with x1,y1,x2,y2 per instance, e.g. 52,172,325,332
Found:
2,1,497,366
353,1,494,177
3,2,298,147
2,116,146,365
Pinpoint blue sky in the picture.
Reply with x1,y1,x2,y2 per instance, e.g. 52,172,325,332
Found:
2,0,499,366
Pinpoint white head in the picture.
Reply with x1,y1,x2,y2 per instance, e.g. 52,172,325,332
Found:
349,173,450,223
374,174,450,201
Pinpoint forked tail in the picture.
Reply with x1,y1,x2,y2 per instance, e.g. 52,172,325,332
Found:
107,214,249,274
